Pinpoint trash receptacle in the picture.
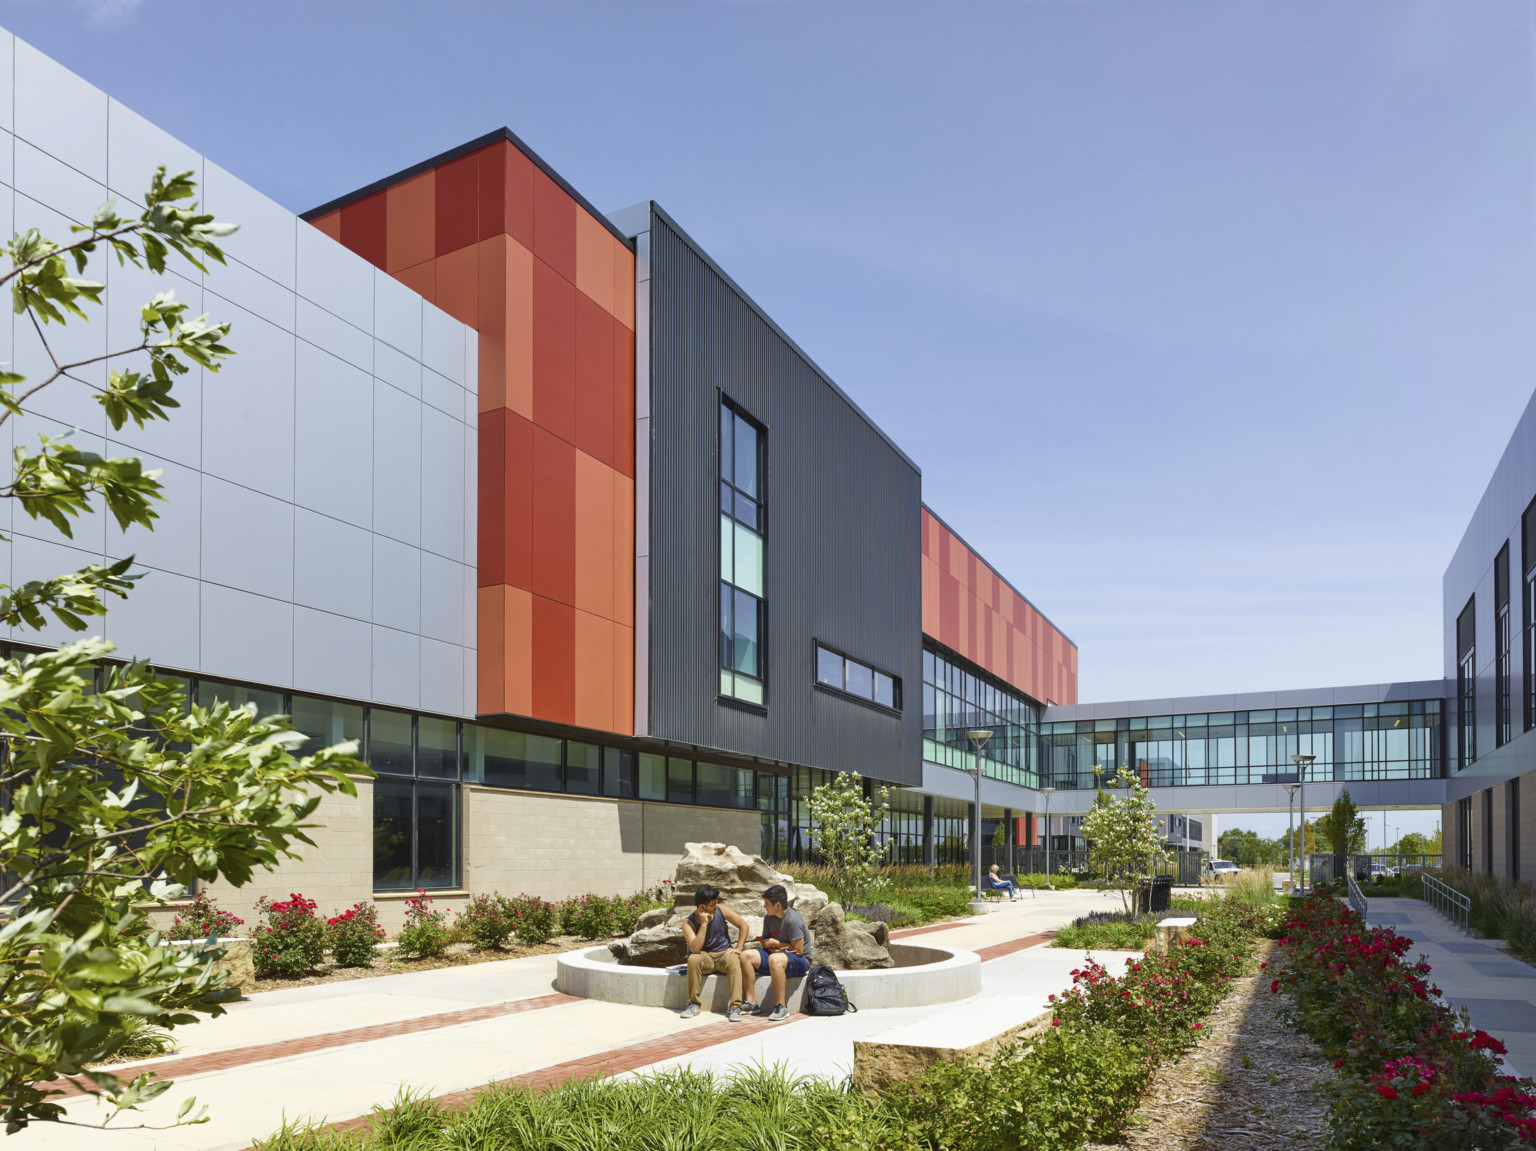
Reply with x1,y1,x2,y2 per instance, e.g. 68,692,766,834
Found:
1149,876,1173,913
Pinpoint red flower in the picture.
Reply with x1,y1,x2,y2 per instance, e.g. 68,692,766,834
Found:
1377,1086,1398,1100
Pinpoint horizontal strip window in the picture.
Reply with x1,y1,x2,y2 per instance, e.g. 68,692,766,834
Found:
815,642,901,711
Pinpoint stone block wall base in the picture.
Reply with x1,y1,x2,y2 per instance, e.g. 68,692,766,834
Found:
850,1009,1053,1095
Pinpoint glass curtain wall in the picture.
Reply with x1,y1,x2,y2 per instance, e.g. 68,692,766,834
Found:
921,642,1041,788
1039,701,1443,789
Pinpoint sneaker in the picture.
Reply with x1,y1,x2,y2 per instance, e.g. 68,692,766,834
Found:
680,1003,701,1019
741,1000,758,1015
727,1006,742,1023
768,1004,789,1022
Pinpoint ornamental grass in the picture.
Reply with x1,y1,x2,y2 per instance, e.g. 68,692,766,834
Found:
1271,894,1536,1149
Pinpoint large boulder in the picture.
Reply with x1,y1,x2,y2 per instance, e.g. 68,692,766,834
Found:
813,902,894,970
609,843,831,967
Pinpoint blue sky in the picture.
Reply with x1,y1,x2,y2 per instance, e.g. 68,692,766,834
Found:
8,1,1535,720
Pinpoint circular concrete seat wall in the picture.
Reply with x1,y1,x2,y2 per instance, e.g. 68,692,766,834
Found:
554,942,981,1013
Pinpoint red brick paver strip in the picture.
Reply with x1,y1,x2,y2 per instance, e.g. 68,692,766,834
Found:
330,1012,807,1137
975,929,1057,961
889,918,980,940
38,992,581,1099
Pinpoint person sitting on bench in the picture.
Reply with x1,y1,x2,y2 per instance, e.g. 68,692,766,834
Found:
987,864,1019,901
738,884,811,1022
680,883,748,1022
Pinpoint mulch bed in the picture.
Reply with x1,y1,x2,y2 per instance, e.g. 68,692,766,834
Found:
248,936,604,992
1088,942,1334,1151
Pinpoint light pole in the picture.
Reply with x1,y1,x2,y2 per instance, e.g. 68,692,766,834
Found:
1291,754,1314,892
966,729,992,903
1041,786,1057,889
1282,782,1301,893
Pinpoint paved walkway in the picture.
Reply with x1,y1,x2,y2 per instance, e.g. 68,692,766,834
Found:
23,889,1131,1150
1366,896,1536,1079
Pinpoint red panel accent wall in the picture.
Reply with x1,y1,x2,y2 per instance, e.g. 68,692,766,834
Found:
308,138,637,735
920,507,1078,706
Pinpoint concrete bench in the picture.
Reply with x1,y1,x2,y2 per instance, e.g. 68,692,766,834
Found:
851,994,1052,1093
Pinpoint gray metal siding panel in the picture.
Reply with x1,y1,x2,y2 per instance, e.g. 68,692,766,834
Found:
646,210,922,785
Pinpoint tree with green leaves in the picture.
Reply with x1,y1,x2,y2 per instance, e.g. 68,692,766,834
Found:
0,170,368,1134
806,771,891,909
1081,765,1170,914
1314,790,1368,863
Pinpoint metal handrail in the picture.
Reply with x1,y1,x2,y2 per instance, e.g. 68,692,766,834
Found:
1422,873,1471,934
1347,872,1368,919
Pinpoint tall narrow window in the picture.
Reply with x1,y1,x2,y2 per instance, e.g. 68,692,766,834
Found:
1458,597,1476,770
1498,544,1511,748
1457,796,1474,870
1525,498,1536,731
1510,779,1521,882
1484,788,1495,875
719,400,765,705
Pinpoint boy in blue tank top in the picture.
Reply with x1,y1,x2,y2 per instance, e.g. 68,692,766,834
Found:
681,884,750,1021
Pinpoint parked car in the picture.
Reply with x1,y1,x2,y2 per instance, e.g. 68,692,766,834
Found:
1204,859,1240,879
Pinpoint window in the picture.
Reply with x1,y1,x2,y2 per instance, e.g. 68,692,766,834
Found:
814,642,902,711
197,678,283,717
1511,779,1521,882
668,757,695,804
720,400,765,706
291,696,364,756
565,741,601,795
1525,497,1536,732
464,727,562,791
1498,544,1511,748
697,762,755,809
1457,796,1474,870
638,753,667,801
603,748,636,798
1484,788,1495,874
1458,597,1476,770
371,716,461,892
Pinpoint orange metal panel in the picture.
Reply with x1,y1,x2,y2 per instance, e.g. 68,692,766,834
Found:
504,238,534,419
614,623,634,734
575,210,614,315
395,260,434,305
476,236,506,411
573,450,614,619
477,585,505,715
573,609,615,732
311,211,341,241
386,171,435,274
505,586,533,718
613,471,634,628
612,239,635,331
434,245,479,328
921,555,940,636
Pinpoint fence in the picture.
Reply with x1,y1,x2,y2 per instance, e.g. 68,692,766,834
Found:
1421,873,1470,933
986,846,1204,886
1308,853,1443,885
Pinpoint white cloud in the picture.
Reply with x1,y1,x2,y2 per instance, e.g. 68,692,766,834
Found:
78,0,144,27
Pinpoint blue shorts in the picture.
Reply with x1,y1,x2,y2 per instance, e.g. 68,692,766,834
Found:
748,950,810,978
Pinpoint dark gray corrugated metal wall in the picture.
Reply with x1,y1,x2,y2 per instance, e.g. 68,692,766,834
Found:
646,208,923,786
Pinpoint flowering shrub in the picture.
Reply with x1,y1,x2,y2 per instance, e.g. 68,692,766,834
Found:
165,890,245,941
252,893,327,978
560,894,631,939
503,893,561,945
395,891,452,959
327,902,384,967
882,897,1263,1149
456,893,518,949
1272,895,1536,1149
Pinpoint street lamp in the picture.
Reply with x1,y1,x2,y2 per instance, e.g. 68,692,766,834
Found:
1282,782,1301,894
1292,754,1314,892
1041,786,1057,889
966,729,992,904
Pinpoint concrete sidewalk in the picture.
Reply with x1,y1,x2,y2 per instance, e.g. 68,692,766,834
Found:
24,891,1124,1150
1366,896,1536,1079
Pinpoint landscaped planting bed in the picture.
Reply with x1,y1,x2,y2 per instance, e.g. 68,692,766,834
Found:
1272,895,1536,1149
256,899,1277,1151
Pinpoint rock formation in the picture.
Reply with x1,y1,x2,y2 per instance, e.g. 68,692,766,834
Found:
607,841,888,970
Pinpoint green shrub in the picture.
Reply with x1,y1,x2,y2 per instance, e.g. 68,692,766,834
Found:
1016,872,1079,890
394,891,451,959
886,886,970,922
560,894,626,939
1051,914,1157,950
614,885,670,935
456,893,517,949
504,893,560,945
252,893,328,978
326,902,383,967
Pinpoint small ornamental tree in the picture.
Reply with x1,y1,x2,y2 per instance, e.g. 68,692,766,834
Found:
806,770,891,909
0,172,368,1133
1081,766,1170,914
1315,789,1368,868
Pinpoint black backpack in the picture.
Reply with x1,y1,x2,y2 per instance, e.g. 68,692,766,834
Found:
802,964,857,1016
